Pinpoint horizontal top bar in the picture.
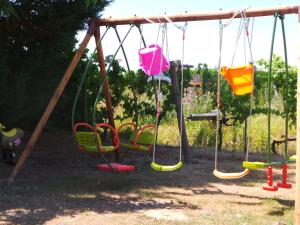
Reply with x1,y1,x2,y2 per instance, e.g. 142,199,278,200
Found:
96,5,299,26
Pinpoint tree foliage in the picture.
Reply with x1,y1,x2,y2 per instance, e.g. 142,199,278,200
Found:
191,55,296,127
0,0,111,129
257,55,297,125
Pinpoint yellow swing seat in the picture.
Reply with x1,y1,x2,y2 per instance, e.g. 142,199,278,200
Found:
243,161,266,170
213,168,250,180
289,155,296,162
151,161,184,172
75,131,117,153
243,156,297,170
118,123,155,152
221,64,254,96
74,122,120,153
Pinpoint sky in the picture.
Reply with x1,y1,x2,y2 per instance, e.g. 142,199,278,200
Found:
78,0,299,70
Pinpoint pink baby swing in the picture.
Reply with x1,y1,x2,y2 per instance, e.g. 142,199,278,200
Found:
138,21,185,172
139,44,169,76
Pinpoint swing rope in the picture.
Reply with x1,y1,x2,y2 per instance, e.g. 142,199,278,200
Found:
152,23,167,164
241,10,254,162
151,18,187,172
139,19,165,156
214,19,223,171
214,9,254,179
92,24,134,125
178,22,188,166
72,26,110,128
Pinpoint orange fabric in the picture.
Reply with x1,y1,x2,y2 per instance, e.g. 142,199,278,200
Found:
220,64,254,96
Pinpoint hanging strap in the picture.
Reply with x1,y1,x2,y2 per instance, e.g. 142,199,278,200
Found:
92,24,134,125
71,27,110,128
114,26,139,125
280,14,289,162
213,19,250,179
267,12,289,163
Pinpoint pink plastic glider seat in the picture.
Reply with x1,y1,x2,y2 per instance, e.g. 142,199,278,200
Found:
96,163,136,172
139,44,169,76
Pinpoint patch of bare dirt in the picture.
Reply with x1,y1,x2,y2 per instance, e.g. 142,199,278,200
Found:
0,131,295,225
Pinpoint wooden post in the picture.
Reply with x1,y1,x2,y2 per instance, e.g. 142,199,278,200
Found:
295,6,300,225
8,28,95,184
169,62,191,163
94,25,119,161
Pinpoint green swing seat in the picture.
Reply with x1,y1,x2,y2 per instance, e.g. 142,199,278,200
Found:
243,155,297,170
243,161,266,170
289,155,296,162
118,123,155,152
74,123,119,153
151,161,184,172
75,131,116,153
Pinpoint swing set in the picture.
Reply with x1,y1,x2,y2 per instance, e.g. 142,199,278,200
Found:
9,7,300,221
71,16,180,172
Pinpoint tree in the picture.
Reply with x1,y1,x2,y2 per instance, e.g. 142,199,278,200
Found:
257,55,297,126
0,0,111,129
0,0,18,18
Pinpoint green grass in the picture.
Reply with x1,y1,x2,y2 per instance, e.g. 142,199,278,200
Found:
156,113,296,155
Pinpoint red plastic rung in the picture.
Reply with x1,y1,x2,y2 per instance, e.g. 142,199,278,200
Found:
263,185,278,191
96,163,136,172
263,166,278,192
277,183,292,189
277,164,292,189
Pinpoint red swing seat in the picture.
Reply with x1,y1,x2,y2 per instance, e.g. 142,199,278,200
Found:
96,163,136,172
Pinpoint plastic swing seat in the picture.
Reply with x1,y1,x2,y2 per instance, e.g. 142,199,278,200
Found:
118,123,155,152
151,161,184,172
289,155,296,162
74,123,136,173
139,44,169,76
0,124,24,149
96,163,136,172
243,161,266,170
75,131,116,153
213,168,250,180
243,156,297,170
221,64,254,96
74,123,119,153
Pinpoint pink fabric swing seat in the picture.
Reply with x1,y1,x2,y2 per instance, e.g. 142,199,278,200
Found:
139,44,169,76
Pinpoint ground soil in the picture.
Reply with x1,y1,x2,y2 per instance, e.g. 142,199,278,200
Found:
0,131,295,225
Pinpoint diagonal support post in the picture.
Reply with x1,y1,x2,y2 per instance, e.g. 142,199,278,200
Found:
8,25,96,184
94,24,119,161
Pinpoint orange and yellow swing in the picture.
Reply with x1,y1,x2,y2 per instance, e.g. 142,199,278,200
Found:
213,12,254,180
220,64,254,96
